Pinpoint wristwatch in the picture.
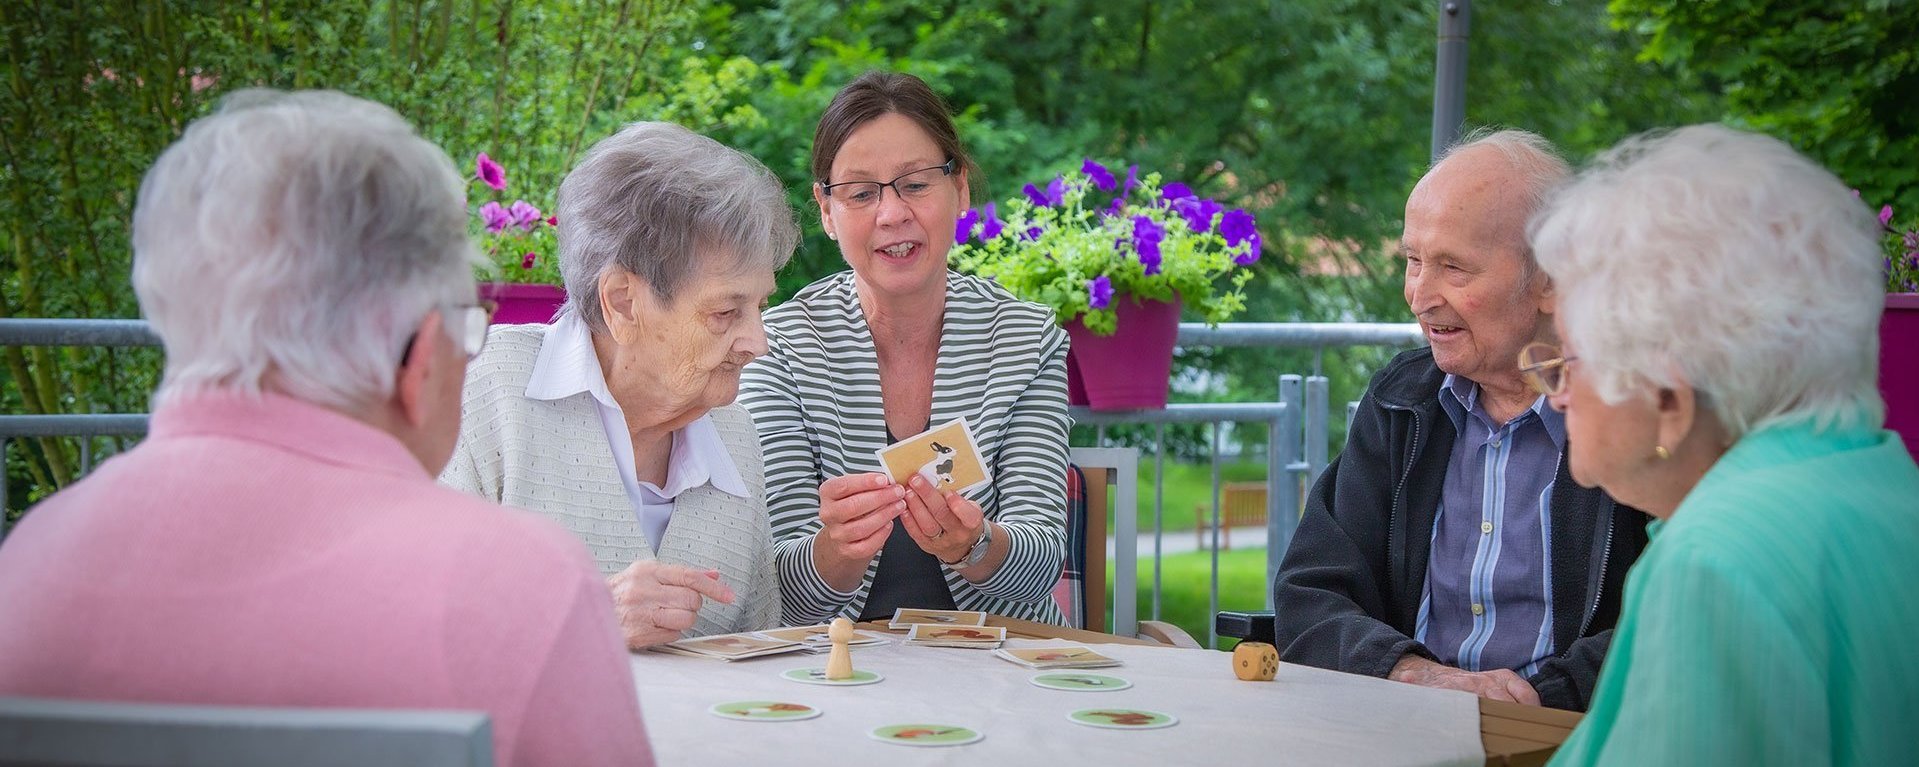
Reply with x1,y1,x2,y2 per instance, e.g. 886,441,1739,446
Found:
946,522,994,568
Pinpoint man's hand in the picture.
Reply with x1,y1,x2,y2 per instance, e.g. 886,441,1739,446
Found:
607,560,736,649
1389,654,1541,705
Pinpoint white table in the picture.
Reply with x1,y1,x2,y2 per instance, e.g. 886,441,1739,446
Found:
628,635,1483,766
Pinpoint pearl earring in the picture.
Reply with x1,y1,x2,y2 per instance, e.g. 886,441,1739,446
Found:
1653,445,1670,460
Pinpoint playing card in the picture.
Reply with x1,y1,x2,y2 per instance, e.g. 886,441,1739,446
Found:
993,646,1122,669
887,608,988,630
652,633,803,661
758,625,890,646
904,624,1006,648
875,418,991,495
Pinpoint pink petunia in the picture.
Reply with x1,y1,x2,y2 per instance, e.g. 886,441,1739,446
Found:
521,252,538,269
1881,205,1895,228
479,201,511,233
475,152,506,191
508,200,542,231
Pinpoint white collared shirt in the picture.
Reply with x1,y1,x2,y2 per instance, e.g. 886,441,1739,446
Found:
524,312,749,553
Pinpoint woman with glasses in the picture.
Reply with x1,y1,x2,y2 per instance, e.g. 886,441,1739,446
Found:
739,72,1071,626
1523,124,1919,765
441,121,798,648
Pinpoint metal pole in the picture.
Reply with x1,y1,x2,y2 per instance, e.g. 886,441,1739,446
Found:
1431,0,1473,162
1271,375,1304,592
1208,423,1222,649
1152,424,1165,622
1305,376,1330,486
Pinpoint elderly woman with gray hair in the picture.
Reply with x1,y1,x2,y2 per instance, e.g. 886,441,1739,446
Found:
442,121,797,648
1519,124,1919,765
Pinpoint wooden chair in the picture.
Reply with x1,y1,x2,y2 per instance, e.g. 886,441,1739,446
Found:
1061,448,1200,649
0,697,493,767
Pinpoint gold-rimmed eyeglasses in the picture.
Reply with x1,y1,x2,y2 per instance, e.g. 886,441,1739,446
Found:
818,160,956,211
1518,341,1577,397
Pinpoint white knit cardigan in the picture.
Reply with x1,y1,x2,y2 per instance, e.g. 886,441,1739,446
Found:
439,323,782,637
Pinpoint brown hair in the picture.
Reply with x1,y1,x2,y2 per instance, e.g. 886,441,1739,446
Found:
809,71,976,202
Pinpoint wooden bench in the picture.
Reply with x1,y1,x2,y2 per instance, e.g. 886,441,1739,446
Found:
1194,481,1268,550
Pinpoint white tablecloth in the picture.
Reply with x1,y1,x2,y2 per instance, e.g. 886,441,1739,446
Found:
629,638,1482,767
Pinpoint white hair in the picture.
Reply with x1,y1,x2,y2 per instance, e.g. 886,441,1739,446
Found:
1438,127,1572,276
132,89,480,410
556,121,798,332
1529,123,1885,439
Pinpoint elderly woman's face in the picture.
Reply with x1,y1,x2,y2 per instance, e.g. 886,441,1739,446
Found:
814,112,969,301
605,258,777,415
1547,326,1661,506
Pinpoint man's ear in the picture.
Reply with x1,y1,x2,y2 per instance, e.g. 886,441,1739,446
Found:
599,270,645,345
395,311,444,429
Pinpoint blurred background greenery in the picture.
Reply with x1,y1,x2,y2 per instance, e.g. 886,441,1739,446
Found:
6,2,1916,637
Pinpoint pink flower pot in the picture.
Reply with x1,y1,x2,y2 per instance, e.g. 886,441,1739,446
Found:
480,282,566,325
1883,294,1919,456
1063,295,1180,411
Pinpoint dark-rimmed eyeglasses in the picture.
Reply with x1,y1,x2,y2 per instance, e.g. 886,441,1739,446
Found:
401,300,497,363
817,160,956,210
1518,341,1577,397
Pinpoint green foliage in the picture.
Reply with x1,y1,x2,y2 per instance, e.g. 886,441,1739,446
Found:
1881,205,1919,293
950,165,1255,334
1609,0,1919,216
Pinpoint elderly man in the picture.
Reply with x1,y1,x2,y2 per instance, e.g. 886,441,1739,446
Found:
1271,130,1649,711
0,91,650,766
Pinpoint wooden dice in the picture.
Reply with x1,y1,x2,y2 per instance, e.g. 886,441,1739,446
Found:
1232,641,1279,681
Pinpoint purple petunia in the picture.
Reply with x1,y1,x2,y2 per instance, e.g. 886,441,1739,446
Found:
956,208,981,243
509,200,543,231
1023,176,1067,208
980,202,1004,240
1173,196,1222,233
1881,205,1895,228
1021,225,1045,242
1132,215,1165,275
1088,275,1114,310
1082,159,1117,192
1161,182,1196,203
475,152,506,191
480,201,512,233
1220,209,1258,247
1234,236,1262,265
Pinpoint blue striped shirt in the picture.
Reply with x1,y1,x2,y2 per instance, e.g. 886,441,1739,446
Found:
1415,374,1565,676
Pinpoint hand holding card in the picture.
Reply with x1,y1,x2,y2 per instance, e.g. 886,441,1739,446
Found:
875,418,991,495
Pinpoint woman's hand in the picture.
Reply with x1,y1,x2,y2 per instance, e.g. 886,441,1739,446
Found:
812,472,907,591
608,560,737,649
898,474,988,566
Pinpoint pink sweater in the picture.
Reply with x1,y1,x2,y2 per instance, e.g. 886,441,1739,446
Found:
0,391,652,766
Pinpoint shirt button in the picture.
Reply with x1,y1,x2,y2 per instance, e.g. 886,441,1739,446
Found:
1481,521,1494,534
1471,603,1485,616
1490,438,1502,448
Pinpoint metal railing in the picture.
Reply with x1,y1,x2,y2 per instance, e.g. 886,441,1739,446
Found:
1,317,1425,641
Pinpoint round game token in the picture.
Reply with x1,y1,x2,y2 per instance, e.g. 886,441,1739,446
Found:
781,667,884,686
1029,672,1133,692
707,700,821,722
1066,708,1178,730
868,723,983,747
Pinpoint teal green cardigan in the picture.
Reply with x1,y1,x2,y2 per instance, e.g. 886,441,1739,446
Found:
1550,416,1919,765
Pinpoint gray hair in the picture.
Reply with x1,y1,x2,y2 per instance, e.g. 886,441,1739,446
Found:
556,122,798,331
1437,127,1572,275
132,89,480,410
1529,123,1885,439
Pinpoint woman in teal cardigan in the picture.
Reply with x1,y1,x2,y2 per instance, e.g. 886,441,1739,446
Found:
1520,123,1919,765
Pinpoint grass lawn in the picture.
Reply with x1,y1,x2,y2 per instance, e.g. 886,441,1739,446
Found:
1102,547,1270,649
1124,459,1269,533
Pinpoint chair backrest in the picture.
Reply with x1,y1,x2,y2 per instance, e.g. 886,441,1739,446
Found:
1053,464,1112,632
0,697,493,767
1061,447,1139,637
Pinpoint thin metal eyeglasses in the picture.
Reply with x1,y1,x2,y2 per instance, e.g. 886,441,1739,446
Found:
817,159,956,210
400,300,497,363
1517,341,1578,397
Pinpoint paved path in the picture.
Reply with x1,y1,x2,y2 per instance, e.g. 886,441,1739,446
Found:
1107,524,1268,558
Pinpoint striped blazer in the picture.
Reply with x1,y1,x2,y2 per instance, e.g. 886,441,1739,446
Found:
739,270,1071,626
